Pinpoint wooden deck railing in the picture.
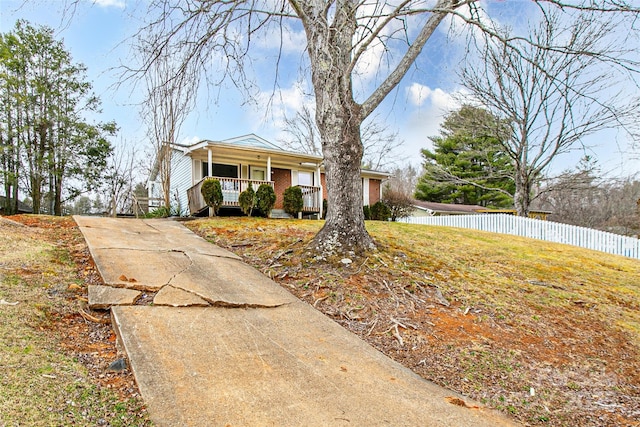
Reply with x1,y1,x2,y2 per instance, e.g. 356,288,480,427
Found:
298,184,322,213
187,177,273,215
187,178,323,216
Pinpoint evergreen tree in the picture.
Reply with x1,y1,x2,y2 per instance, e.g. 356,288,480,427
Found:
415,105,514,208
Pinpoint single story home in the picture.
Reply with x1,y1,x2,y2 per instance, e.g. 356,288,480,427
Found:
148,134,389,217
411,200,551,220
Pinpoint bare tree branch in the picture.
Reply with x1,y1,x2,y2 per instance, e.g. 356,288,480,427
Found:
459,8,640,215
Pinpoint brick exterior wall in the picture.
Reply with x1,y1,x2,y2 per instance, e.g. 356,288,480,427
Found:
369,179,382,205
319,174,381,205
272,168,291,209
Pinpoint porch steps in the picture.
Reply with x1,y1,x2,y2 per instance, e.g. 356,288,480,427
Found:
269,209,293,219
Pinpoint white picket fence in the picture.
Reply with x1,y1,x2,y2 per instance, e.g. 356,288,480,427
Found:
399,214,640,260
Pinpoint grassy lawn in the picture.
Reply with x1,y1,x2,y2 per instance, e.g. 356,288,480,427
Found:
187,217,640,427
0,216,151,426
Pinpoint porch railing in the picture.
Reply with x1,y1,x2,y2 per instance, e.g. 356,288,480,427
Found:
298,185,322,213
187,178,323,216
187,177,273,215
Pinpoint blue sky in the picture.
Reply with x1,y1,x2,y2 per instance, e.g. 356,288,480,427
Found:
1,0,638,178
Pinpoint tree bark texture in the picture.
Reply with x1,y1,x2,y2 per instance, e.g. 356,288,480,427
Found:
297,1,375,254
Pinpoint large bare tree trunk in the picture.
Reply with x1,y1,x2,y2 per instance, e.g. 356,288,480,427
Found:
302,1,375,255
313,105,375,254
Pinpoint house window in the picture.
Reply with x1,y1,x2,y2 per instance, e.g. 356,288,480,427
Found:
202,163,238,178
298,171,313,186
250,167,266,181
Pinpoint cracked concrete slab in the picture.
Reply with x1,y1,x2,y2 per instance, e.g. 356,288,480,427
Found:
88,285,142,309
168,252,297,306
112,304,516,427
90,248,191,291
74,216,239,260
75,216,294,306
153,285,209,307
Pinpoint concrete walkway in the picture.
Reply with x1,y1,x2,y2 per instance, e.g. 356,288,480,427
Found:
75,216,518,427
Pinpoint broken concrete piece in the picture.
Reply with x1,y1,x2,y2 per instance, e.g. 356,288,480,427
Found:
168,253,297,307
153,285,209,307
89,285,142,309
90,249,191,291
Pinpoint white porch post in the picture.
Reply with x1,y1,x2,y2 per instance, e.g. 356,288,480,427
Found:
207,148,212,177
317,166,323,220
363,178,370,206
267,156,272,182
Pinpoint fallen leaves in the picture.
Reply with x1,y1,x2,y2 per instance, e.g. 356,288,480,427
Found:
79,308,111,324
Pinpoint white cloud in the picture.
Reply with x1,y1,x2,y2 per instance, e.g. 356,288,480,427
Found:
406,83,460,110
249,80,315,142
396,84,466,165
407,83,429,107
353,38,388,81
92,0,126,9
254,25,307,55
352,2,408,84
178,135,201,146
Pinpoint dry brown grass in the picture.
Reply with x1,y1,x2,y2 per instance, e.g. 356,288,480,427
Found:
0,215,151,426
187,217,640,427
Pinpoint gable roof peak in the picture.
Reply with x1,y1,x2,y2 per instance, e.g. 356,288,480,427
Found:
221,134,285,151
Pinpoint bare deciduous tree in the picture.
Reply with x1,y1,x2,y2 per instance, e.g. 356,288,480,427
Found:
131,0,640,255
533,158,640,235
139,37,196,210
360,118,404,171
101,143,138,217
386,164,420,197
460,10,640,216
280,104,322,156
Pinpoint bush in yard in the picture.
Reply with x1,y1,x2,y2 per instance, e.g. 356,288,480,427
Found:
283,186,304,217
238,183,256,217
146,205,171,218
363,205,371,220
382,188,414,221
255,184,276,217
370,201,391,221
201,179,223,216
